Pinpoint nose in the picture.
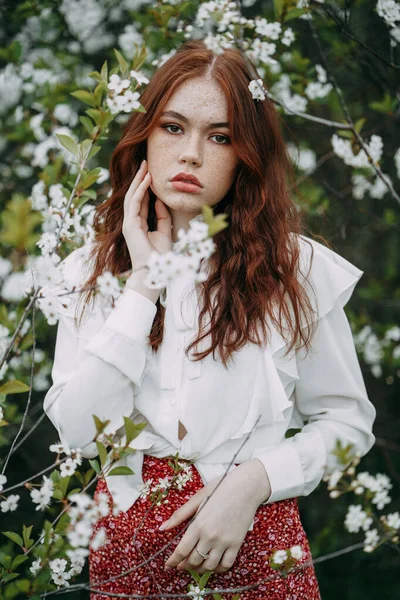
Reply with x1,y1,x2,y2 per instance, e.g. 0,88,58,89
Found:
178,132,203,167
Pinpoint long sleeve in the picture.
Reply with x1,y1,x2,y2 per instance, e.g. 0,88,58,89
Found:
252,300,376,504
43,285,157,459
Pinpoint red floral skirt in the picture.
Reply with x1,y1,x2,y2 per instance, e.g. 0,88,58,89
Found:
89,454,321,599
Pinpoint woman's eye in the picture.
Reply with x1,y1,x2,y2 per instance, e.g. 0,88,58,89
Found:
161,124,230,145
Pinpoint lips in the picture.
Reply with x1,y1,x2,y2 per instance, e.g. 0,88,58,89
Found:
171,172,202,187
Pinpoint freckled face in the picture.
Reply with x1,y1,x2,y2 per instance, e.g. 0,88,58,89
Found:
146,76,239,214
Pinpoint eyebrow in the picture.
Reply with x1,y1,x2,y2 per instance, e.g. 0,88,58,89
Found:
160,110,230,130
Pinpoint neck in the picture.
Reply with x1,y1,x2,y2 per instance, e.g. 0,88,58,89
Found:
170,209,201,243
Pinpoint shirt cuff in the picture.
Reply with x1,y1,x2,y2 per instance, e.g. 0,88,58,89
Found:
252,442,305,504
105,287,157,345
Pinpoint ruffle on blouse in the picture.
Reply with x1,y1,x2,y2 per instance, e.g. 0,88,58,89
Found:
213,234,364,440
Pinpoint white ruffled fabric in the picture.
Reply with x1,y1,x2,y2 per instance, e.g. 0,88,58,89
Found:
43,232,376,533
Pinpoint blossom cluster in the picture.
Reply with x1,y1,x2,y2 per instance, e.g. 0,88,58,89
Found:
353,324,400,381
325,455,399,553
106,69,149,114
138,460,193,506
143,219,216,290
269,545,303,569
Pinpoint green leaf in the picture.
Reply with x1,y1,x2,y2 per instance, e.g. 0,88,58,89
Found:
284,7,306,21
123,416,136,446
108,466,134,476
81,167,102,190
59,475,70,497
55,133,79,157
11,554,28,570
80,138,93,160
94,81,107,105
0,380,30,395
100,60,108,82
199,570,214,587
86,108,103,125
95,440,108,467
52,489,64,501
70,89,97,108
22,525,33,549
2,532,24,548
80,115,95,134
0,552,12,569
89,459,100,474
369,92,396,114
81,189,97,200
2,571,19,582
0,194,42,251
88,144,101,161
354,117,366,134
92,415,111,435
114,48,128,78
273,0,285,18
15,578,30,592
87,70,103,83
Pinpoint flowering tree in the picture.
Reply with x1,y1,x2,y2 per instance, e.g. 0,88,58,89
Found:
0,0,399,598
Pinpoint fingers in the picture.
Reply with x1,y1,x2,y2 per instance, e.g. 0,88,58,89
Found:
154,198,172,237
124,160,151,221
161,495,200,531
165,528,199,568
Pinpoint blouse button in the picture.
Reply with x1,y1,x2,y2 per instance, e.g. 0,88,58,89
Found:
169,397,176,407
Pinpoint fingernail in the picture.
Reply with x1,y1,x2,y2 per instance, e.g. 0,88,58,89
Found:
159,520,169,530
141,159,146,167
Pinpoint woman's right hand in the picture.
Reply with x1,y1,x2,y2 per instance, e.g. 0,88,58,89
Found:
122,159,173,272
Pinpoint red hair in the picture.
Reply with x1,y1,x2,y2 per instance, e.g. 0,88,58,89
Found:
76,39,323,367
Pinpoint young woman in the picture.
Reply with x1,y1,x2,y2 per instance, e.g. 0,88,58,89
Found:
44,40,376,599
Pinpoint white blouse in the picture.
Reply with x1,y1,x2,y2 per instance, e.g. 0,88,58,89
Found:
43,219,376,533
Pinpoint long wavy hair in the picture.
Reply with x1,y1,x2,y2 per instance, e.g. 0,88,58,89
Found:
76,39,323,367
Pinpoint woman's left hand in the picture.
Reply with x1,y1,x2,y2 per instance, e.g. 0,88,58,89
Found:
162,459,271,575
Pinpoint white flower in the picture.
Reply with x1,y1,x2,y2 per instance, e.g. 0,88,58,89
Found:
60,457,78,478
281,27,295,46
49,441,71,455
0,494,20,512
344,505,372,533
0,474,7,492
96,271,121,299
67,520,92,548
331,133,383,170
0,406,3,421
376,0,400,28
272,549,288,564
54,103,78,127
30,475,54,511
30,558,42,576
157,476,172,490
248,78,266,101
36,232,58,255
49,557,67,574
51,570,71,586
97,167,109,184
254,18,282,39
0,256,12,280
386,512,400,530
90,527,108,551
290,545,303,560
108,73,131,95
137,478,154,499
29,180,48,212
130,70,149,86
363,528,379,552
371,489,392,510
326,470,343,489
1,271,32,302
